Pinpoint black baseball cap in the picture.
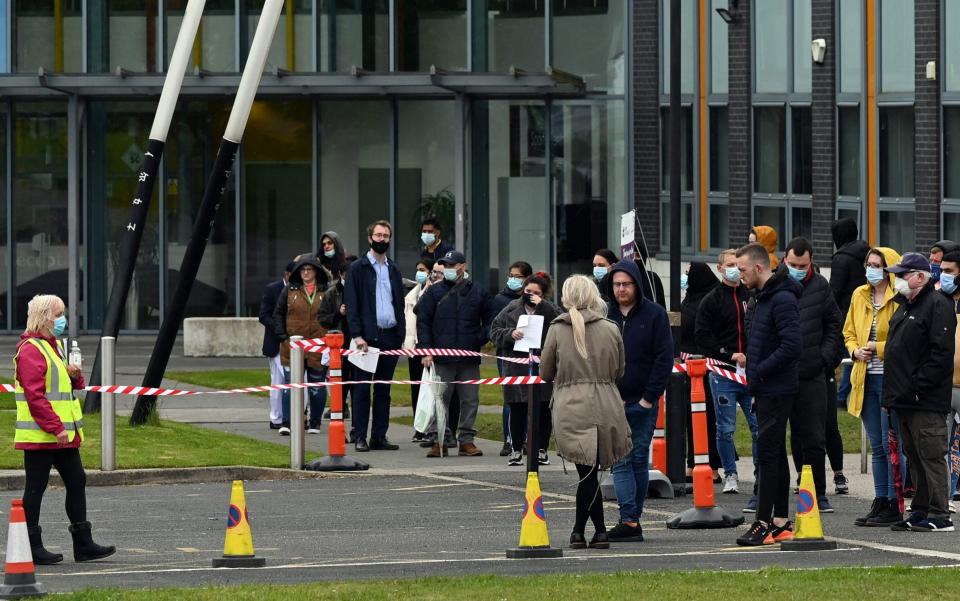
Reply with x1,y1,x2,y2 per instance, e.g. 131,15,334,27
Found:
885,252,930,275
438,250,466,266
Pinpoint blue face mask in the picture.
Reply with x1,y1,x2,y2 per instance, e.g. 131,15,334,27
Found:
443,267,459,282
723,267,741,283
52,316,67,337
680,274,689,290
941,273,958,294
421,233,436,247
415,271,428,285
324,249,335,258
592,266,608,281
787,265,807,282
865,266,885,286
931,262,942,282
506,277,523,291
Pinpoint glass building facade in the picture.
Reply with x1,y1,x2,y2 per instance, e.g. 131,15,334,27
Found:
0,1,628,332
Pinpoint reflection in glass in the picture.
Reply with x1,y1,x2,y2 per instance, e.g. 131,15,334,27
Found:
753,205,786,249
246,0,313,72
754,106,786,194
397,0,467,72
944,211,960,242
107,0,158,72
243,101,313,316
838,106,860,197
880,0,914,93
710,0,728,94
661,0,694,95
754,0,788,93
949,0,960,91
485,0,544,73
709,203,729,250
839,0,862,94
661,106,694,192
320,0,389,72
167,0,235,72
879,107,914,198
710,106,729,192
946,108,960,198
791,205,812,241
661,200,694,249
12,103,68,328
165,101,236,317
793,0,811,93
837,207,859,227
879,208,915,250
319,101,390,257
14,0,82,72
792,106,812,195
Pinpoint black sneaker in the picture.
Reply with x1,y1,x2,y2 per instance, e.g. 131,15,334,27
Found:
736,521,771,547
569,532,587,549
866,502,903,527
369,437,400,451
818,496,835,514
834,473,849,495
607,522,643,542
909,516,955,532
538,450,550,465
890,511,926,531
499,441,512,457
589,531,610,549
855,497,888,527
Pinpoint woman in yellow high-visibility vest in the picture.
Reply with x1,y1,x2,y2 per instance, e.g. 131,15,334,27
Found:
13,295,114,565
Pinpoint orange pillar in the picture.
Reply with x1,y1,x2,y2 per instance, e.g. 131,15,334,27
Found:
652,393,667,473
687,358,714,509
326,332,346,458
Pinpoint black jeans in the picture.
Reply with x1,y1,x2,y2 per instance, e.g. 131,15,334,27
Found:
824,374,844,471
789,375,828,496
574,463,605,535
755,394,794,523
23,448,87,528
509,402,552,453
352,327,401,441
686,376,722,470
409,356,424,418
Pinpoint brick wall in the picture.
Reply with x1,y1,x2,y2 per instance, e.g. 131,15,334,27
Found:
727,0,751,244
914,0,940,251
811,0,836,257
633,0,662,251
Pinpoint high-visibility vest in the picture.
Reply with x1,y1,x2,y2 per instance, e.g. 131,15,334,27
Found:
13,338,84,445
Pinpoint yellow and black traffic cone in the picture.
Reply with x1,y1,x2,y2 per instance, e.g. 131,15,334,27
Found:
212,480,266,567
506,472,562,558
781,465,837,551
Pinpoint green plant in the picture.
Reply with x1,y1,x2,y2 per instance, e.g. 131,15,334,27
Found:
413,187,455,240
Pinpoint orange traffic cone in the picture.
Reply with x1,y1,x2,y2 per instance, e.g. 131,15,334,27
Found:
0,499,44,599
212,481,266,568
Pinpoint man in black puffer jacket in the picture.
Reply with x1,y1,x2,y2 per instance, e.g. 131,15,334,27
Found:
782,238,842,512
735,243,802,546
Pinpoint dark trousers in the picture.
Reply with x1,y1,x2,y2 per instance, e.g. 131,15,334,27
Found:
509,401,552,453
898,409,950,518
686,376,722,470
574,463,605,535
824,374,844,471
755,394,794,523
23,448,87,528
789,375,828,496
352,328,401,441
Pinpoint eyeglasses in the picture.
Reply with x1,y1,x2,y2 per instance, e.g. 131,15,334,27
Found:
371,233,390,241
612,282,635,289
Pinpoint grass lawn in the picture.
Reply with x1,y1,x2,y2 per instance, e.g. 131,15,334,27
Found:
57,567,960,600
0,411,317,470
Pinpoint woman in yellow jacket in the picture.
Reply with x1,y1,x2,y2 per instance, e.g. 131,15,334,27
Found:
843,246,907,527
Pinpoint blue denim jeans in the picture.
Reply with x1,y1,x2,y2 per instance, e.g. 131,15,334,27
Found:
612,400,659,523
709,373,758,476
859,374,906,500
282,365,327,427
837,363,852,408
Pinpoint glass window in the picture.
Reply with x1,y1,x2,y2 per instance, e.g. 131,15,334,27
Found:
838,106,861,197
709,106,728,191
709,202,729,249
485,0,544,73
661,200,695,249
710,0,728,94
319,0,389,72
85,101,160,330
14,0,82,73
754,106,786,194
839,0,862,94
319,101,390,260
398,101,458,272
945,210,960,241
791,205,812,240
167,0,235,72
0,106,6,328
661,0,695,95
947,108,960,198
397,0,467,72
792,106,812,195
246,0,313,72
12,102,68,328
661,106,694,192
555,0,625,93
753,205,787,248
793,0,811,93
879,207,915,250
880,0,914,93
754,0,789,93
243,100,313,316
948,0,960,91
165,100,236,318
554,101,626,281
879,106,914,198
837,206,859,228
0,1,10,72
105,0,158,73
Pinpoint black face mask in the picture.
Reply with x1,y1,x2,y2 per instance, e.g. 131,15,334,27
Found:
523,293,536,307
370,240,390,255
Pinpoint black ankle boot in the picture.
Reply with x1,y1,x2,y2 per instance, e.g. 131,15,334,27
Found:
27,526,63,565
68,521,116,562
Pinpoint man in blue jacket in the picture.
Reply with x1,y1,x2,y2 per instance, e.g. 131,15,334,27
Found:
344,220,406,452
605,259,674,542
258,261,294,430
735,243,802,546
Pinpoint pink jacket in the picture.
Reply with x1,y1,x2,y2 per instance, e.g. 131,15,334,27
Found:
14,333,84,450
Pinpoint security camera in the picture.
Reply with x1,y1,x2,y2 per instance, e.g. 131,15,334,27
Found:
716,0,739,24
811,39,826,64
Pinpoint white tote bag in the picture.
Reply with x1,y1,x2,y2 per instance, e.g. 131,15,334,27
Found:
413,366,438,432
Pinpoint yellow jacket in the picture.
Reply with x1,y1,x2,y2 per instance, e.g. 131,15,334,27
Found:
842,247,901,417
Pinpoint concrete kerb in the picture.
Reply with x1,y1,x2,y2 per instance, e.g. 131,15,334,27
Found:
0,466,340,491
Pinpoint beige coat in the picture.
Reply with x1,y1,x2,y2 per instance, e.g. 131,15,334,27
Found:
403,283,428,350
540,309,632,468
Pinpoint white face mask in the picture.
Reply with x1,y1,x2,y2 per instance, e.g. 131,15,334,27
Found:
894,276,913,297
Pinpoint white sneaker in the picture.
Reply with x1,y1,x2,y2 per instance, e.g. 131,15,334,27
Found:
723,473,739,494
508,451,523,466
279,426,290,436
307,428,322,435
950,501,956,514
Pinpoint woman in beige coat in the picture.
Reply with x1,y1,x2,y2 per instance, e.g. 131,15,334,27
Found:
541,275,632,549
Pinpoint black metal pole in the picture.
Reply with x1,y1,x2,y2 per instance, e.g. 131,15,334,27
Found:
666,371,689,496
669,0,681,314
526,349,539,473
130,141,238,425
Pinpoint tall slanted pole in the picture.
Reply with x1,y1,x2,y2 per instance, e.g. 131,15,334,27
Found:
669,0,681,316
130,0,285,425
85,0,208,413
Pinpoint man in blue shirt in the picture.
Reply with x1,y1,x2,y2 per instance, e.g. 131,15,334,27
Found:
344,220,406,452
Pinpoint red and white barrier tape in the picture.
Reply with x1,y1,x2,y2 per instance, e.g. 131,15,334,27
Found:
290,339,532,365
672,358,748,386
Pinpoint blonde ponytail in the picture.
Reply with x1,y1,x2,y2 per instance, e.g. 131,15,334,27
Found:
561,275,605,360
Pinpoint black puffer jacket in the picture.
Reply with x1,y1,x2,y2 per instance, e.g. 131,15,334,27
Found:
830,218,870,315
680,262,719,355
745,269,802,396
794,266,842,380
415,276,496,364
695,282,751,365
883,280,957,413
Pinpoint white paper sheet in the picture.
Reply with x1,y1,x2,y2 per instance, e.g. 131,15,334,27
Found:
347,340,380,373
513,314,545,353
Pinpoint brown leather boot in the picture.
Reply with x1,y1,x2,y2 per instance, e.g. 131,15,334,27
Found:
426,443,448,458
458,442,483,457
